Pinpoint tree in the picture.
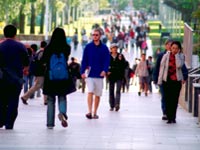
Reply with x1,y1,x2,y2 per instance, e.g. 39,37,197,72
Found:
30,0,37,34
163,0,200,23
132,0,159,14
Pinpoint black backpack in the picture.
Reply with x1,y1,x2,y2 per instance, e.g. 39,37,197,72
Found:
30,50,44,76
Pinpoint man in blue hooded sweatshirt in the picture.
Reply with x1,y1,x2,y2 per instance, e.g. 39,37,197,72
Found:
81,28,110,119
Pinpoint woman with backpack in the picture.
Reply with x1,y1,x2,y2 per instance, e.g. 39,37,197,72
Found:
41,27,72,129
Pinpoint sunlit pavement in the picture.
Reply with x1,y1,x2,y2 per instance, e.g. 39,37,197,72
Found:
0,84,200,150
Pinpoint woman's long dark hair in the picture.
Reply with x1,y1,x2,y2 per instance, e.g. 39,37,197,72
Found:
47,27,70,54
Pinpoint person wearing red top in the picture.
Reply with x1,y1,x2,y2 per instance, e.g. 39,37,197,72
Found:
158,41,187,124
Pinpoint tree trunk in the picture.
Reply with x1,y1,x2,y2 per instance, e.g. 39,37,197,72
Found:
39,0,45,34
19,6,25,34
30,3,36,34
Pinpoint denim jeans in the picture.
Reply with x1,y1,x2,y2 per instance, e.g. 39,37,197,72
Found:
109,80,122,108
47,95,67,127
23,75,34,93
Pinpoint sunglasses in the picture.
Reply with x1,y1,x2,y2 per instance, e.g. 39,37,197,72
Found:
92,34,99,36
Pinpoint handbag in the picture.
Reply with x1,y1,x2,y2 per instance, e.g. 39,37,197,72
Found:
66,76,76,95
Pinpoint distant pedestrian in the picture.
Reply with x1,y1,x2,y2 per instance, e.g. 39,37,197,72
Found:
122,60,131,93
69,57,81,89
81,28,110,119
135,53,149,96
41,27,71,129
147,56,154,93
73,31,78,50
81,34,88,50
0,24,29,129
107,43,126,111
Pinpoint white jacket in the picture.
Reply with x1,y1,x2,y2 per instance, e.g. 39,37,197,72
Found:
158,51,185,85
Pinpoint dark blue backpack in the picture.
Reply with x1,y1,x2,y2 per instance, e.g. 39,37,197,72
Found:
49,53,68,80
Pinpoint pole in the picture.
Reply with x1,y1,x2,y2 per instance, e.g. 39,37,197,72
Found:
44,0,49,41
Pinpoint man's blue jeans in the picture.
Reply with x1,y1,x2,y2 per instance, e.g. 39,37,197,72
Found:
23,75,34,93
47,95,67,127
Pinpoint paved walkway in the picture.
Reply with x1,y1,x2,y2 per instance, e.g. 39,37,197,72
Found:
0,85,200,150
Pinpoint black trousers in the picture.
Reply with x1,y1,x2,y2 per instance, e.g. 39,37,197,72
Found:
109,80,122,108
0,82,22,129
163,79,182,121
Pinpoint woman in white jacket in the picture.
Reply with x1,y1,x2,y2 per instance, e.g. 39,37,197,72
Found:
158,41,186,124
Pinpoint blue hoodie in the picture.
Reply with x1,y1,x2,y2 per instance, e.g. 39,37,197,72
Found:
81,41,110,78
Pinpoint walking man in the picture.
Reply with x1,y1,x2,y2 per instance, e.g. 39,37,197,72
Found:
21,41,47,105
0,25,29,129
81,28,110,119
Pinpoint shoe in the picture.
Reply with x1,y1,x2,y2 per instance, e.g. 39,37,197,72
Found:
58,113,68,128
162,115,168,120
110,108,114,111
172,120,176,123
5,125,13,130
21,97,28,105
47,126,54,129
0,124,4,128
85,113,92,119
166,120,172,124
115,105,120,111
145,93,148,96
44,101,48,105
138,92,141,96
5,127,13,130
30,94,34,99
92,114,99,119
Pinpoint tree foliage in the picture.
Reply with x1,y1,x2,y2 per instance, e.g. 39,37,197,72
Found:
163,0,200,22
132,0,159,14
0,0,198,35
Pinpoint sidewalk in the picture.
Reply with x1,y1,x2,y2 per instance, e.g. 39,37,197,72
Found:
0,85,200,150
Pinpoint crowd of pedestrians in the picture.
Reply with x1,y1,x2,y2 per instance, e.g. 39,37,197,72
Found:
0,11,189,130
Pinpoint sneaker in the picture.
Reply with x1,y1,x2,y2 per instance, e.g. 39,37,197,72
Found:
21,97,28,105
92,114,99,119
85,113,92,119
58,113,68,128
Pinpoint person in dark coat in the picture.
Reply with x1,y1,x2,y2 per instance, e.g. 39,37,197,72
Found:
107,43,126,111
0,24,29,130
41,27,71,129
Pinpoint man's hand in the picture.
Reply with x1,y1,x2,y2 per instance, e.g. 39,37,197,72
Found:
100,71,106,77
81,73,86,79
